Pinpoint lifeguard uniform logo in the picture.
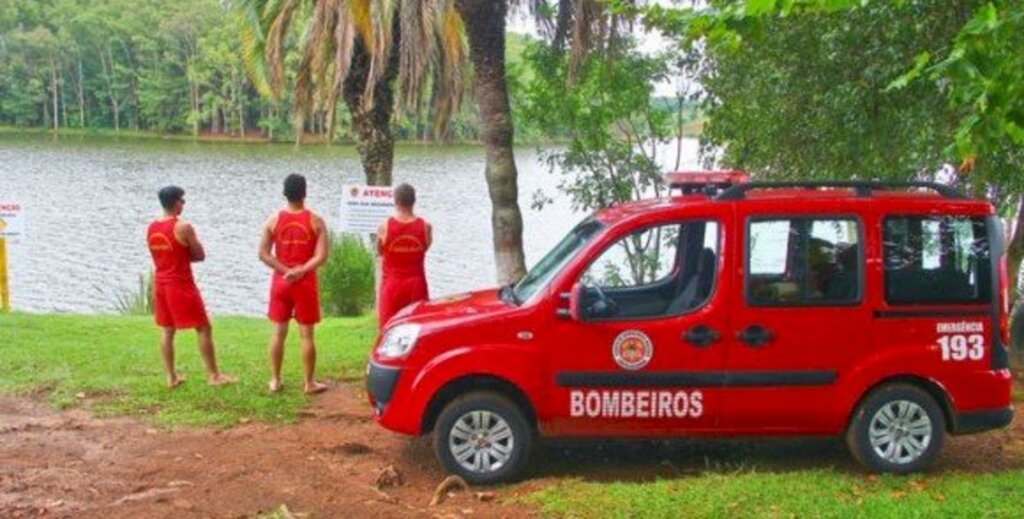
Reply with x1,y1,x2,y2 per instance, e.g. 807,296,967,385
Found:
268,209,321,325
146,218,209,329
379,217,430,329
612,330,653,370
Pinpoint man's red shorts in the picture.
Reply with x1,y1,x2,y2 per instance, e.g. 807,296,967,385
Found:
154,282,210,329
268,273,321,325
378,275,428,330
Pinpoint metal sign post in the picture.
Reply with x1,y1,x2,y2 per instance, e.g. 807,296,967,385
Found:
0,237,8,312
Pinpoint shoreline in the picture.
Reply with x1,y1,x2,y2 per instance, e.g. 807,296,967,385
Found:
0,124,702,147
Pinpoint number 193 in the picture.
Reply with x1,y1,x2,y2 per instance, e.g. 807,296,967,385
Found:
937,334,984,361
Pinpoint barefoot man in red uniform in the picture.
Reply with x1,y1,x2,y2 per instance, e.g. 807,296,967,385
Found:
259,174,330,394
147,186,236,389
377,183,432,330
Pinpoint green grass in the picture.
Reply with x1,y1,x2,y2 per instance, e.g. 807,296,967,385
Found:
526,468,1024,518
0,312,377,427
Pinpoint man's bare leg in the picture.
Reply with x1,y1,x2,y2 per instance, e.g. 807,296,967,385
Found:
197,324,236,386
268,322,288,393
299,324,327,394
161,327,186,389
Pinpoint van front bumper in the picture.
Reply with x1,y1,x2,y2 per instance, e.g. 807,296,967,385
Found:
366,361,401,414
952,406,1013,435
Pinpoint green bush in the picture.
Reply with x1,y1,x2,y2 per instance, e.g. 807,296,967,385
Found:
320,234,375,316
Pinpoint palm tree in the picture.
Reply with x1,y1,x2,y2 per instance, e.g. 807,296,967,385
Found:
238,0,466,185
239,0,536,283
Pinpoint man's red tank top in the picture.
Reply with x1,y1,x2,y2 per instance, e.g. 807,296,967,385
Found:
273,209,318,268
147,217,194,285
382,217,428,279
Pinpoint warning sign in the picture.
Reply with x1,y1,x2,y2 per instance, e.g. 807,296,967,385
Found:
339,185,394,236
0,202,24,242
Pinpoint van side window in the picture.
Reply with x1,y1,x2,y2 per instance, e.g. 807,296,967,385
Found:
747,218,861,306
580,221,719,320
883,216,991,304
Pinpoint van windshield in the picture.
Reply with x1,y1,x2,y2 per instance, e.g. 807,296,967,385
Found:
511,217,604,304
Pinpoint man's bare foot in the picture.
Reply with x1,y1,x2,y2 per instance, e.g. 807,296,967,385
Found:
304,381,328,395
268,380,283,394
207,373,237,386
167,373,187,390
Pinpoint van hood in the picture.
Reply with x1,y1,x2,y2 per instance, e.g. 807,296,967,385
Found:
389,288,512,329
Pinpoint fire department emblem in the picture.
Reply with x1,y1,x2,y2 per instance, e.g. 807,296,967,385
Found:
612,330,653,371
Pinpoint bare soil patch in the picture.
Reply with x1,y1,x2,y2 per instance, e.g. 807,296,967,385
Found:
0,385,533,518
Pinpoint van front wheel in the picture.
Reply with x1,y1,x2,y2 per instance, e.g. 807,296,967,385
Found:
846,384,945,474
433,391,532,485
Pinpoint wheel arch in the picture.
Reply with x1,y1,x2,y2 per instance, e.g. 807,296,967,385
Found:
846,374,955,433
420,374,539,435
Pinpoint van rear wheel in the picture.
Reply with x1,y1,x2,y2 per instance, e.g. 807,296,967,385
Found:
433,391,532,485
846,384,945,474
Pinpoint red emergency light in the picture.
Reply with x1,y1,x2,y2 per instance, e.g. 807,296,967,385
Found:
665,170,750,195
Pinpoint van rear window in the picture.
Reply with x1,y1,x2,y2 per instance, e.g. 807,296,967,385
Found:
883,216,991,305
746,217,862,306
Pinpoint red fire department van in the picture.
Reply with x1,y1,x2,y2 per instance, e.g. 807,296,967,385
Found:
367,173,1013,484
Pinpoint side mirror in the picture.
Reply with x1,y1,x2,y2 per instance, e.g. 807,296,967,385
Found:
569,282,583,321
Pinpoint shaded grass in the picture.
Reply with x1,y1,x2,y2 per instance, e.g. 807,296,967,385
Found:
0,312,376,427
526,468,1024,518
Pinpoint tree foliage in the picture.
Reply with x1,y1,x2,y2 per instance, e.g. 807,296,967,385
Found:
0,0,539,142
523,38,674,212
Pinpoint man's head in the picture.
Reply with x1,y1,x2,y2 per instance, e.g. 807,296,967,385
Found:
394,183,416,209
283,174,307,204
158,186,186,215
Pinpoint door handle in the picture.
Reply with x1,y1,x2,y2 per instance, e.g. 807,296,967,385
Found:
683,325,720,347
737,325,773,347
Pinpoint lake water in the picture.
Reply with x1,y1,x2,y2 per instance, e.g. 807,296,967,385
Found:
0,134,699,315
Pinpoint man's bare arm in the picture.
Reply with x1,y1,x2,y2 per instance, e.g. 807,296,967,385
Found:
298,214,329,273
178,222,205,262
424,221,433,251
376,221,387,254
258,216,289,275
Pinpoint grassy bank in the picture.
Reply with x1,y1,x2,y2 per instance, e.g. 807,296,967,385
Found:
0,313,376,427
527,468,1024,518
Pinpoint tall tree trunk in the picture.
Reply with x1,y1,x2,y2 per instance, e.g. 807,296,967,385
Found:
1007,197,1024,303
50,59,59,133
102,47,120,132
455,0,528,284
77,58,86,128
343,36,398,186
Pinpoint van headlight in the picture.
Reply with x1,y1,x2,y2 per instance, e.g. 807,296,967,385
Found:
377,324,421,359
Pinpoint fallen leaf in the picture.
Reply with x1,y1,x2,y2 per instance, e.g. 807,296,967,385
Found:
74,392,86,399
430,475,468,506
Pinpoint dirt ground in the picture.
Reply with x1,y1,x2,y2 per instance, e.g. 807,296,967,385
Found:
2,381,1022,519
0,384,534,518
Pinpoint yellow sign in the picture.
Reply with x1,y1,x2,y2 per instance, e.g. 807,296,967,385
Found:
0,218,7,232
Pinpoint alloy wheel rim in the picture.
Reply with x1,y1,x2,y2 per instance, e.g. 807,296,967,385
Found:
868,400,932,465
448,410,515,474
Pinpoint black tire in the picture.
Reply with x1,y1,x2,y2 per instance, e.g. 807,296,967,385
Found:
845,383,946,474
433,391,532,485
